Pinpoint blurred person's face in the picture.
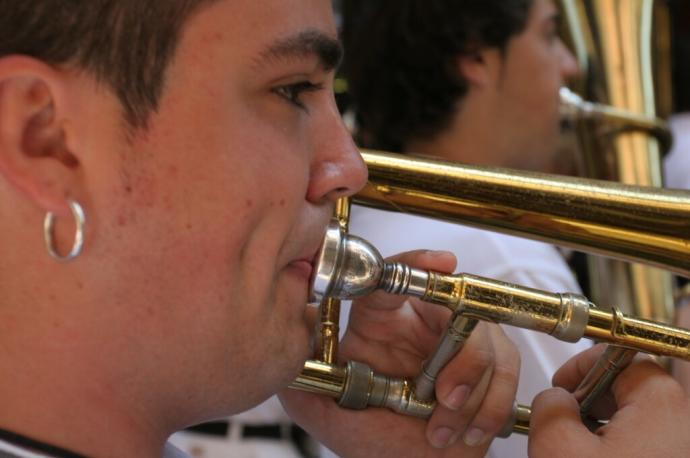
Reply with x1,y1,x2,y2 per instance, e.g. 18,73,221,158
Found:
71,0,366,425
455,0,578,172
493,0,578,171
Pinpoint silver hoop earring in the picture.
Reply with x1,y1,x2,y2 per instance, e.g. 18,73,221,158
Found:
44,199,86,262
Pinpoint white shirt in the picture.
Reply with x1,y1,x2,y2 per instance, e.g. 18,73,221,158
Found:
665,113,690,189
0,439,49,458
230,396,293,425
168,396,303,458
0,438,188,458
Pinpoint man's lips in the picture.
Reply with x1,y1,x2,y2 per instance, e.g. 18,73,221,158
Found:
288,258,314,280
287,243,322,282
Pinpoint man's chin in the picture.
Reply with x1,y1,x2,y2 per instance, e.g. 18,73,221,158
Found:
278,322,313,381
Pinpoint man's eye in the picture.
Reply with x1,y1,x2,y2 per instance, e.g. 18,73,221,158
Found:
273,81,324,111
547,18,563,43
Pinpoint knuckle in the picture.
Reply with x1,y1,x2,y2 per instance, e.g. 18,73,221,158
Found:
533,386,567,405
474,400,511,431
531,387,574,419
491,362,519,387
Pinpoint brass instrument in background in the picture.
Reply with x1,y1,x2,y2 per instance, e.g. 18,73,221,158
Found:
559,0,675,325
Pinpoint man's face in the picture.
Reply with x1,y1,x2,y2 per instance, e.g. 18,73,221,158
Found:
86,0,366,420
491,0,579,172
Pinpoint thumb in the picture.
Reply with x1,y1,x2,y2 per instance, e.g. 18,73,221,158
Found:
528,387,598,458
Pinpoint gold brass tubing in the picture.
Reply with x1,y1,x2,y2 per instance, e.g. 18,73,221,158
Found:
357,150,690,278
314,198,351,363
513,405,532,436
292,360,533,434
292,360,437,418
292,360,346,398
509,404,609,436
584,308,690,359
334,197,351,231
440,273,690,359
559,1,675,328
316,298,340,364
560,87,672,153
584,108,671,154
424,273,591,344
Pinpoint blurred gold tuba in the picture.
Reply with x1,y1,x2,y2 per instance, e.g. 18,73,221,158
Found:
559,0,675,324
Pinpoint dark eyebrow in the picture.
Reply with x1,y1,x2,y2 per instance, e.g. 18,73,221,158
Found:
255,29,343,71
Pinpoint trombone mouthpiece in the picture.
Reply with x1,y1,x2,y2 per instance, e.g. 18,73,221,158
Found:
310,220,385,302
559,86,593,120
310,220,434,302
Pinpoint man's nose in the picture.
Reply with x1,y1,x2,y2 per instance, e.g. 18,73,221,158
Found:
306,108,368,204
559,40,581,79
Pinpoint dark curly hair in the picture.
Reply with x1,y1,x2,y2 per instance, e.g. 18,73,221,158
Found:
342,0,533,152
0,0,218,129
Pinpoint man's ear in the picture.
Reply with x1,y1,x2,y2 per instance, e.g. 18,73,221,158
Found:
456,48,502,89
0,56,81,216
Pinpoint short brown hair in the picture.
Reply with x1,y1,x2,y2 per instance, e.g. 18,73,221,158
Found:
0,1,218,128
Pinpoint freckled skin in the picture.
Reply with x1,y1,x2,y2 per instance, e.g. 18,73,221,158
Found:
0,1,367,456
75,0,365,421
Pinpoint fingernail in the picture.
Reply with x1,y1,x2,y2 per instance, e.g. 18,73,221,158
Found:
426,249,453,258
430,427,459,448
444,385,470,410
463,427,486,447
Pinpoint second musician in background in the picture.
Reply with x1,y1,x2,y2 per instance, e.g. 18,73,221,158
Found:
334,1,582,456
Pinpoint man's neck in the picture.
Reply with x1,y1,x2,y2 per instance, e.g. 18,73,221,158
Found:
404,97,507,167
0,324,168,458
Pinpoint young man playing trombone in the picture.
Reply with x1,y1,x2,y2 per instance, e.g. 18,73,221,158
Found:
0,1,688,458
0,1,517,457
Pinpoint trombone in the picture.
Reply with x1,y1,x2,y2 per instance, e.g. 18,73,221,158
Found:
290,150,690,435
290,0,685,440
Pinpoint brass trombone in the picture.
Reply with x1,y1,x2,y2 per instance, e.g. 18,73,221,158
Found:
290,151,690,434
289,0,685,441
